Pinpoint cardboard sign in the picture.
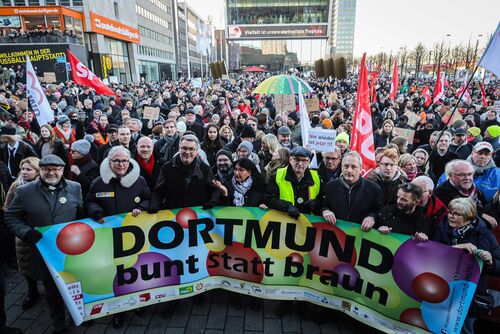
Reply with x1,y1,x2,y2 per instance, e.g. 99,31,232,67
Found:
43,72,57,83
305,98,319,113
212,84,221,90
308,128,337,152
274,94,296,113
328,92,337,102
393,127,415,144
404,110,421,127
441,109,463,126
142,106,160,120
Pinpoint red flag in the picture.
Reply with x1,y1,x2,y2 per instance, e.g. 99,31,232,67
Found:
433,67,443,104
369,63,380,102
422,85,432,107
456,72,471,103
225,96,233,116
479,82,488,107
67,50,115,96
350,53,376,177
389,59,399,101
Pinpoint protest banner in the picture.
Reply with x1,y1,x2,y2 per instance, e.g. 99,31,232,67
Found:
403,110,421,128
274,94,296,113
305,97,319,113
308,128,336,152
441,109,463,125
142,106,160,120
393,127,415,144
36,208,480,333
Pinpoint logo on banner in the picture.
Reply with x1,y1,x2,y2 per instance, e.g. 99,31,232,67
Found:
90,303,104,315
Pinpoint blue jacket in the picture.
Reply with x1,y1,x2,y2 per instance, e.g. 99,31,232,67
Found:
436,166,500,203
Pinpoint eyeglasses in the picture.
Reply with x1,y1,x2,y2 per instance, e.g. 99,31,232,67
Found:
292,157,310,164
41,167,63,173
180,146,197,152
448,211,464,218
110,159,130,165
452,172,473,178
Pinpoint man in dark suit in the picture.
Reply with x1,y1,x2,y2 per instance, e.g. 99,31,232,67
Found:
0,125,37,183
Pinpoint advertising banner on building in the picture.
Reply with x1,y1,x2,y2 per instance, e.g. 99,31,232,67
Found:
89,12,140,44
227,24,328,40
36,207,481,333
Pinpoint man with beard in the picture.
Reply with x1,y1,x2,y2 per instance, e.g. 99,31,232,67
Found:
375,184,432,239
449,128,473,160
316,147,342,184
122,99,139,119
277,126,298,150
214,149,234,183
154,119,180,164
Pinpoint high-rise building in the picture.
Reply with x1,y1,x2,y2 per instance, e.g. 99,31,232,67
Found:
329,0,356,61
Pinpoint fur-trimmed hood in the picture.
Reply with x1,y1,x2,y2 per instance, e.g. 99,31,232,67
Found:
100,157,141,188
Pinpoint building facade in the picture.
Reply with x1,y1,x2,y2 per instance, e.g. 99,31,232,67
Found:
328,0,356,60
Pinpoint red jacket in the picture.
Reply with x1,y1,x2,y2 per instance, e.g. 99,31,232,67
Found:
424,194,448,224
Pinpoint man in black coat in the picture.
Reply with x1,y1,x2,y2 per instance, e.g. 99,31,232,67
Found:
315,148,342,184
154,119,180,164
321,151,382,229
136,137,163,190
149,134,215,211
184,109,205,142
0,125,37,183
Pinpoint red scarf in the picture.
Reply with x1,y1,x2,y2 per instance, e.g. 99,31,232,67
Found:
136,154,155,177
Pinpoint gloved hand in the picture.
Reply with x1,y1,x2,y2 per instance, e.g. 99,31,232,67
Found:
287,206,300,219
202,202,215,210
303,200,316,212
148,204,159,214
25,229,43,245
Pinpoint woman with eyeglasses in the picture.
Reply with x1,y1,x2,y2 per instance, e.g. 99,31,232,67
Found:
433,197,500,334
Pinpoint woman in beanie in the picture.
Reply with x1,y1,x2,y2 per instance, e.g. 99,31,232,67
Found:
35,124,69,175
68,139,99,198
3,157,41,311
53,115,76,149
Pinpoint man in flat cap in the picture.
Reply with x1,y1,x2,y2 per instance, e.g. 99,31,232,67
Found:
266,146,322,219
5,155,83,334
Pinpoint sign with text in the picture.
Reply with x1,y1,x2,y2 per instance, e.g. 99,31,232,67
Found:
441,109,463,125
308,128,336,151
227,24,328,40
494,101,500,113
305,97,319,113
274,94,296,113
142,106,160,120
403,110,422,128
37,208,480,334
89,12,140,44
43,72,57,83
393,127,415,144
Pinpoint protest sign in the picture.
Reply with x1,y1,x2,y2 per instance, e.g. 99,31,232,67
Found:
37,208,480,333
494,101,500,113
191,78,202,88
43,72,57,83
404,110,421,128
212,83,221,90
308,128,336,152
305,97,319,113
142,106,160,120
393,127,415,144
441,109,463,125
274,94,296,113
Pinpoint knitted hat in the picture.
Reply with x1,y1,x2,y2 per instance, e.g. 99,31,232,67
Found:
288,112,299,123
176,121,186,133
322,119,333,129
486,125,500,138
216,149,232,161
71,139,91,155
467,127,481,138
336,132,350,144
57,115,70,125
237,140,253,153
83,99,93,108
239,124,256,139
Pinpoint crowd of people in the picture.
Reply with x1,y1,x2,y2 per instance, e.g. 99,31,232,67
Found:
0,70,498,333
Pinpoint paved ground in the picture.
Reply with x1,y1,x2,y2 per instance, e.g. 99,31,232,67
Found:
3,268,387,334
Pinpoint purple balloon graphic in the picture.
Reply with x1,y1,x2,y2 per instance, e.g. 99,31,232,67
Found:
334,263,360,289
392,239,480,301
113,252,181,296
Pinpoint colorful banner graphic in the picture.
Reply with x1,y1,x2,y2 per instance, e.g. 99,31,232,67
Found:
36,207,482,333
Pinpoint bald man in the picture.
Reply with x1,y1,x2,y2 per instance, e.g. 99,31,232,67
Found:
136,136,163,190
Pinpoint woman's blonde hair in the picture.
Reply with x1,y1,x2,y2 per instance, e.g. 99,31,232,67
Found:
261,134,281,155
15,156,41,183
448,198,477,222
399,153,417,168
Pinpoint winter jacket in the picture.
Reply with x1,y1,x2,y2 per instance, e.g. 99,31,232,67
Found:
375,204,433,237
434,180,487,209
316,162,341,184
209,176,265,207
68,155,100,198
86,159,151,220
321,177,382,224
367,169,407,206
374,133,393,149
448,142,473,160
423,194,448,224
151,155,215,210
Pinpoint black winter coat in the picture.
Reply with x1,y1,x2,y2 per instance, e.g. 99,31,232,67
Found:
321,177,382,224
209,177,265,207
434,180,487,209
374,204,433,237
69,156,99,198
86,160,151,220
151,156,215,210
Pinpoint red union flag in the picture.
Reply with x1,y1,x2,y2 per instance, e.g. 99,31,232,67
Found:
67,50,115,96
433,67,444,104
389,59,398,101
350,53,376,177
422,85,432,107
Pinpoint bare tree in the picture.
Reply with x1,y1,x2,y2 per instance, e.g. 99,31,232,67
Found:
411,43,426,76
398,46,409,76
450,44,465,77
463,39,475,71
432,41,447,73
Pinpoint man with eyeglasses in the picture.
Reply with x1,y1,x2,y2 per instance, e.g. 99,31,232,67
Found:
266,146,322,219
411,175,448,224
5,155,83,334
149,134,215,212
316,147,342,184
367,149,406,206
322,151,382,230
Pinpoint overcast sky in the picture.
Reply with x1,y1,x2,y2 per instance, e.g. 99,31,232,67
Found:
187,0,500,56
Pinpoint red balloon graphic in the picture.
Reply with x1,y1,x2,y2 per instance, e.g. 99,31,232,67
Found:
207,242,264,283
400,308,428,330
175,208,198,229
411,272,450,303
56,222,95,255
309,222,357,273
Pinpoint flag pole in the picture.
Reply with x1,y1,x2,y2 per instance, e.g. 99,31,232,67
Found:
424,63,479,168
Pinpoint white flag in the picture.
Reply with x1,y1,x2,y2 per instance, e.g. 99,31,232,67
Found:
479,22,500,77
298,92,310,147
26,56,54,126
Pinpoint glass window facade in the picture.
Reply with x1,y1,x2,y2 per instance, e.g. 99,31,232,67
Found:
105,37,132,83
139,60,175,81
228,0,330,25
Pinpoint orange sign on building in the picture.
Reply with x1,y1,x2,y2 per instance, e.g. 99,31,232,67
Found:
89,12,140,44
